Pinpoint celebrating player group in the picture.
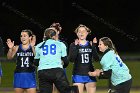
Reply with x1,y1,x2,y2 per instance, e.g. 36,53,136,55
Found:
5,23,132,93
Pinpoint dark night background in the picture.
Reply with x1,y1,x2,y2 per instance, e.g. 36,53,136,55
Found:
0,0,140,52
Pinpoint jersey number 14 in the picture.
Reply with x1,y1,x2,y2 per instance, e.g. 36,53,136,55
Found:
21,57,29,67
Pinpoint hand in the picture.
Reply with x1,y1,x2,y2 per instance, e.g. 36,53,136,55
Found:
90,37,97,45
30,35,36,46
95,69,102,76
6,39,14,49
93,37,97,43
88,71,98,76
74,39,79,45
88,69,102,77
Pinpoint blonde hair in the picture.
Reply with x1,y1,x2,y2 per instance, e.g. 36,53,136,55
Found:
74,24,91,34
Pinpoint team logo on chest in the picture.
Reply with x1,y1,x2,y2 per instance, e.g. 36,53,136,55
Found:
17,52,34,56
79,48,92,53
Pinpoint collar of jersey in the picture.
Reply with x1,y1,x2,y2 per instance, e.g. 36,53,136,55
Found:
79,41,89,47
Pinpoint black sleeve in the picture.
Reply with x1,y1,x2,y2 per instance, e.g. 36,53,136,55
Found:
33,59,40,67
62,41,68,49
92,43,100,61
98,69,112,79
0,37,4,57
68,43,79,62
61,56,69,68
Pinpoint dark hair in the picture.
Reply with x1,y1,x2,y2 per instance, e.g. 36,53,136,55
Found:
100,37,117,54
21,29,33,37
40,28,56,48
50,22,62,32
43,28,56,41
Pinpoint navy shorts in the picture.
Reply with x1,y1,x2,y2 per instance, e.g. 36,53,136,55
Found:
14,72,37,88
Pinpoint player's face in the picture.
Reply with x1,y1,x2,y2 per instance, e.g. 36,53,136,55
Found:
98,40,108,52
77,27,88,40
20,32,30,45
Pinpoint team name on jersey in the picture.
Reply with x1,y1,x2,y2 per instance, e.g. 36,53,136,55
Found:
79,48,92,53
17,52,34,57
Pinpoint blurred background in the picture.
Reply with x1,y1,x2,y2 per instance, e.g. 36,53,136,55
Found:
0,0,140,92
0,0,140,52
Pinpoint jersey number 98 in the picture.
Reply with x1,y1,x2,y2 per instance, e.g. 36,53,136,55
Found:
42,44,56,55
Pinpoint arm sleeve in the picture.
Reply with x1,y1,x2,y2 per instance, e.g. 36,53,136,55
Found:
33,46,40,67
92,43,99,61
34,46,40,59
68,43,79,62
61,56,69,68
0,37,4,56
98,69,112,79
33,59,40,67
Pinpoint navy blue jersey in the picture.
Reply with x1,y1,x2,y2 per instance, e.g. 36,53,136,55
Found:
15,44,35,73
69,41,99,75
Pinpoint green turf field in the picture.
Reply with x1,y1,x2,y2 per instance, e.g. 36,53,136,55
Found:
66,61,140,87
1,61,140,92
0,90,140,93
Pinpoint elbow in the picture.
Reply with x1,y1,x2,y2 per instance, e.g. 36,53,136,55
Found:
33,59,40,67
63,62,69,68
98,69,112,79
95,56,100,61
68,56,72,62
7,57,13,60
62,56,69,68
7,55,13,60
7,57,11,59
93,54,100,61
68,57,74,63
68,55,76,62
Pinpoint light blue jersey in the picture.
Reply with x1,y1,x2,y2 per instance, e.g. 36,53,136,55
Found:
100,50,132,86
35,39,67,71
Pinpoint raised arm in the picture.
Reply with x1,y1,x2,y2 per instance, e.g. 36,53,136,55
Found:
91,43,100,61
6,39,18,59
90,37,99,61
